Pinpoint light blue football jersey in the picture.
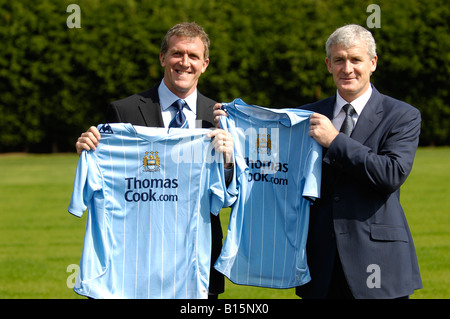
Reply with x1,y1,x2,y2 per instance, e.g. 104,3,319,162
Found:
214,99,322,288
68,123,235,299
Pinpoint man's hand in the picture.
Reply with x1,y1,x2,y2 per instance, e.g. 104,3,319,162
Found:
211,103,233,168
75,126,101,156
213,103,227,128
208,129,234,169
308,113,339,148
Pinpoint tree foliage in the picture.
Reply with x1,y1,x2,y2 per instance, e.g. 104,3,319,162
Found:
0,0,448,151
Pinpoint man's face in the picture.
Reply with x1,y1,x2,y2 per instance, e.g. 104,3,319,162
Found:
160,35,209,98
325,42,377,102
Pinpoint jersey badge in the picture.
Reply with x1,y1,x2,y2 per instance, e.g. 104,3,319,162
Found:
256,133,272,156
143,151,160,172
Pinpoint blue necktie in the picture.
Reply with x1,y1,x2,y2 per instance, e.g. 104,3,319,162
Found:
169,99,189,129
340,103,355,136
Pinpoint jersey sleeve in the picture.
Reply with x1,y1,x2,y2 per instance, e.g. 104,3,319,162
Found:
68,150,102,217
208,154,237,216
302,139,322,202
214,113,249,266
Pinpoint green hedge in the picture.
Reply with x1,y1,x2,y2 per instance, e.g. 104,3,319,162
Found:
0,0,448,151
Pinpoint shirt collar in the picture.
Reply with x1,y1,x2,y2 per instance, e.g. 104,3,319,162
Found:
333,84,373,119
158,79,197,114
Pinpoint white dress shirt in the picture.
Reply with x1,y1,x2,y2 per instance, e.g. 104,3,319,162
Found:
158,79,233,177
158,79,198,129
332,84,373,131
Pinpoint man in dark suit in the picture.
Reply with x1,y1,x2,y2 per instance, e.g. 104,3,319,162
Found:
295,24,422,298
75,22,233,298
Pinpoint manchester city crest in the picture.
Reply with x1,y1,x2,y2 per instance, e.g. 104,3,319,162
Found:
143,151,160,172
256,133,271,156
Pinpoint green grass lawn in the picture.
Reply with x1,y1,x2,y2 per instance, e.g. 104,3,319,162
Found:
399,147,450,299
0,148,449,299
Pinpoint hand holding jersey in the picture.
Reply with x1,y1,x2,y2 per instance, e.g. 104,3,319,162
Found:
71,22,232,299
69,124,237,298
214,99,322,288
76,125,234,167
75,22,233,168
216,103,339,149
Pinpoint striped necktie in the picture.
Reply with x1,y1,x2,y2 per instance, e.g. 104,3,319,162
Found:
168,99,189,129
340,103,355,136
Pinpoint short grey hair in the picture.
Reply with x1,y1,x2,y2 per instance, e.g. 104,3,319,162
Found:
326,24,377,59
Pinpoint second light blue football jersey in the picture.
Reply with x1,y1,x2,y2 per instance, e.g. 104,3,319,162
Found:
214,99,322,288
68,123,235,299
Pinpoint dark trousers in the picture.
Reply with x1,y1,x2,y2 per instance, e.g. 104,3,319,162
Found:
326,253,354,299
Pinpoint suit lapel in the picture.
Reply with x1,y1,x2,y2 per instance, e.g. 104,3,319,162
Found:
195,92,215,128
137,87,164,127
135,86,216,128
351,87,384,144
304,96,335,159
319,96,335,121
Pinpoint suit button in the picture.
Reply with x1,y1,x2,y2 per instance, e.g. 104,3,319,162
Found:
334,196,341,202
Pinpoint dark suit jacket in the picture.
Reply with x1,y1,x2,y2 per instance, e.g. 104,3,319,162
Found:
105,85,216,128
105,85,224,295
296,86,422,298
